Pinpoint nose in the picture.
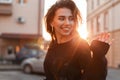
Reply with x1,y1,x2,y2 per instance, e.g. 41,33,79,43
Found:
64,19,70,25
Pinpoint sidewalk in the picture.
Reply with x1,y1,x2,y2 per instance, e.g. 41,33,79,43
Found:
0,64,120,80
107,68,120,80
0,64,21,71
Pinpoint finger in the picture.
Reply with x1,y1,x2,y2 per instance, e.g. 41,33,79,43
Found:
101,33,110,41
98,33,105,41
104,33,110,42
100,32,110,42
108,39,114,45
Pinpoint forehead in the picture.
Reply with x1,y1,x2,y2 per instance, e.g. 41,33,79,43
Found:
55,8,73,17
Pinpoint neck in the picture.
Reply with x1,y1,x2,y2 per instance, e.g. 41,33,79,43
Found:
57,35,73,44
56,32,78,44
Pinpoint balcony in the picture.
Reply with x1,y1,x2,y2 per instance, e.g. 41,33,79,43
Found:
0,0,13,15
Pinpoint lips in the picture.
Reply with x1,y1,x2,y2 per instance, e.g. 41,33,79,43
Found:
61,27,70,31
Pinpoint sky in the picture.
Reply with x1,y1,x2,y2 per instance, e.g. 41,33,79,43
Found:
43,0,87,41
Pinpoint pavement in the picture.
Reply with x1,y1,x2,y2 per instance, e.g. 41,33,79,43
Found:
0,64,119,72
0,64,21,71
107,68,120,80
0,64,120,80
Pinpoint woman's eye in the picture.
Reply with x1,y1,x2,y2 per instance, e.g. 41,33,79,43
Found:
58,16,74,21
58,17,64,21
69,17,74,21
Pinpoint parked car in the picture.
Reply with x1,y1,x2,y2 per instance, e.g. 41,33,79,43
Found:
16,44,44,64
21,52,46,74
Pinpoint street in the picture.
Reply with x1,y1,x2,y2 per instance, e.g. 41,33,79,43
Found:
0,68,119,80
0,71,45,80
107,68,120,80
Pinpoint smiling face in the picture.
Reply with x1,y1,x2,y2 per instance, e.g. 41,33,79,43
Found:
51,8,76,38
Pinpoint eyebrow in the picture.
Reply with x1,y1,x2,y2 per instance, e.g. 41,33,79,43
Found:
58,15,73,17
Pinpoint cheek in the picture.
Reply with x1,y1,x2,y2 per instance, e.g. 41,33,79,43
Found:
52,21,62,28
71,22,76,29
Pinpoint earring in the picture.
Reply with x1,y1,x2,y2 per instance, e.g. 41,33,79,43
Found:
51,25,54,32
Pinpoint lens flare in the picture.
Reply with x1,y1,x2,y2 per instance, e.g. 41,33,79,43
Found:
77,24,88,40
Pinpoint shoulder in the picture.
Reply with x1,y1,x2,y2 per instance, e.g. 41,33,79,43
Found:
78,38,90,50
75,38,91,56
74,38,91,65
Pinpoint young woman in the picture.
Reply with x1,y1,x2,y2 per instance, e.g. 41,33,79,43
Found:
44,0,111,80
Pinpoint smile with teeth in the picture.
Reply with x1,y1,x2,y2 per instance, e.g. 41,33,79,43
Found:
61,27,70,31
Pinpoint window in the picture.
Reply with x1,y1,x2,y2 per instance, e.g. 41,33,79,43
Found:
97,0,100,5
96,16,100,32
91,0,94,9
0,0,13,15
90,20,94,35
104,12,108,31
0,0,12,4
17,0,27,5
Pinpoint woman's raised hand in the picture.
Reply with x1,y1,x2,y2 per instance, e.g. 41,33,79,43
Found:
93,32,113,45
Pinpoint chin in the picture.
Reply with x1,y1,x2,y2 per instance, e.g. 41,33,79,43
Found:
62,32,71,36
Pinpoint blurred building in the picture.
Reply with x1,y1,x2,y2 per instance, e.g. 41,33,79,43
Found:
0,0,44,58
87,0,120,68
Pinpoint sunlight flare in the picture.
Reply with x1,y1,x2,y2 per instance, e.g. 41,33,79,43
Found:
77,23,88,40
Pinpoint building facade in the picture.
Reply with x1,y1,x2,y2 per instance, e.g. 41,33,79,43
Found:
87,0,120,68
0,0,44,59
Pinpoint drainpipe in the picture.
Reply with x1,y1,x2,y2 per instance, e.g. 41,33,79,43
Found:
37,0,45,46
38,0,44,38
38,0,41,37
